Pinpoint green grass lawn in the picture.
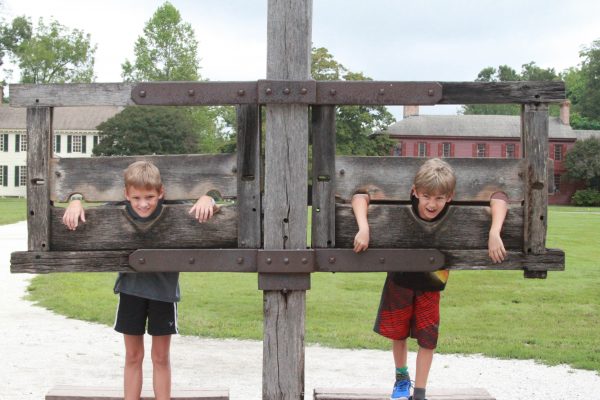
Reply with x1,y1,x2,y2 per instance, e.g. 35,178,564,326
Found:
0,198,26,225
22,206,600,372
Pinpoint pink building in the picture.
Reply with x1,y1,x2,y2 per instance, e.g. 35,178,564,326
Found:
385,103,600,205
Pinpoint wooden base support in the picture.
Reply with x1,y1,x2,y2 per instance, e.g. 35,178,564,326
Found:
314,387,495,400
46,385,229,400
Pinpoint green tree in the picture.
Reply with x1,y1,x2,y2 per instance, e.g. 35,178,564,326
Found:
122,1,199,82
3,16,95,83
564,137,600,190
311,47,396,156
93,107,198,156
462,62,559,116
576,40,600,120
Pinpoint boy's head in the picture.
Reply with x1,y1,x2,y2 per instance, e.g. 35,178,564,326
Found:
411,158,456,221
124,161,164,218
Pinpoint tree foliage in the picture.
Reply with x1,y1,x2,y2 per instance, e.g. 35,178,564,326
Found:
311,47,396,156
93,107,198,156
122,1,199,82
564,137,600,190
2,16,95,83
574,40,600,120
461,62,559,116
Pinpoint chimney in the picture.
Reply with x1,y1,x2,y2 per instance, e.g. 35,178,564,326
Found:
560,100,571,125
403,105,419,118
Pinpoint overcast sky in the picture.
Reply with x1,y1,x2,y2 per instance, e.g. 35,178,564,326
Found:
2,0,599,118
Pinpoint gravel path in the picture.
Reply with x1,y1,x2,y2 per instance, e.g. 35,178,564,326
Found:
1,221,598,400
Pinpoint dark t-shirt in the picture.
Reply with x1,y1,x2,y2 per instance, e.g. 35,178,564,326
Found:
389,195,450,292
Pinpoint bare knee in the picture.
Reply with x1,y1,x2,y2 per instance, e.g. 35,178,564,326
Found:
125,347,144,366
151,347,170,368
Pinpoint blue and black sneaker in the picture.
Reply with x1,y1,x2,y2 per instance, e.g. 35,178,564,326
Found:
390,378,412,400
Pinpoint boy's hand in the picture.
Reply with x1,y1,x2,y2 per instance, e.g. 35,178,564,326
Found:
488,231,506,263
189,195,218,223
353,228,370,253
62,200,86,230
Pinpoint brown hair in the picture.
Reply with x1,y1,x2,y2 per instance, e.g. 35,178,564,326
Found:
124,161,163,191
413,158,456,196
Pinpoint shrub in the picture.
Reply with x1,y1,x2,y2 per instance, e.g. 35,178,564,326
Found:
571,188,600,206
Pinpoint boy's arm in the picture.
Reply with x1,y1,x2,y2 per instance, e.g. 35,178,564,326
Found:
489,192,508,263
189,195,218,223
351,194,370,253
62,199,86,231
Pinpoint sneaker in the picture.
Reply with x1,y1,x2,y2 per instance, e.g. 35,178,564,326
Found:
390,378,412,400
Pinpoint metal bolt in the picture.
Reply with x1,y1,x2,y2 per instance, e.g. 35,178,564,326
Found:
330,89,337,96
379,257,385,264
55,171,62,177
266,88,272,95
339,169,345,175
266,257,272,264
301,258,308,264
300,88,308,95
188,89,195,96
138,258,146,264
139,90,146,98
283,257,290,264
429,256,435,263
232,167,238,173
238,89,246,96
189,257,195,264
237,257,244,264
428,89,435,96
378,89,385,95
283,88,290,95
329,257,336,264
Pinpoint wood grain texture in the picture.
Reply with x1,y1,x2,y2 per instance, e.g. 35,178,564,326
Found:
27,107,53,251
314,387,495,400
335,204,524,250
49,204,238,251
312,105,336,248
11,83,135,107
236,105,262,248
46,385,229,400
335,157,525,202
440,81,565,104
11,250,132,273
51,154,237,202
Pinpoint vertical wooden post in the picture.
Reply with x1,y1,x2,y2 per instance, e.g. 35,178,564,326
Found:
311,106,336,248
521,103,549,279
236,104,262,249
26,107,53,251
262,0,312,399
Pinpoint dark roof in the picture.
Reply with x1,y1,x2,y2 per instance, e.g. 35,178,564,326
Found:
385,114,600,140
0,105,123,130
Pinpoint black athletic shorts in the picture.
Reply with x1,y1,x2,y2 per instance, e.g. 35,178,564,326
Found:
114,292,178,336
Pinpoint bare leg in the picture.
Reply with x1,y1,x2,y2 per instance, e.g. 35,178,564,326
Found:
124,335,144,400
414,346,434,389
392,339,408,369
151,335,172,400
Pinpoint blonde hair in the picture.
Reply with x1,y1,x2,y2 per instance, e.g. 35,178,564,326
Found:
124,161,163,191
413,158,456,196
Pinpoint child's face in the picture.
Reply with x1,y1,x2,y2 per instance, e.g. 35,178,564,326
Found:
125,185,164,218
413,187,452,221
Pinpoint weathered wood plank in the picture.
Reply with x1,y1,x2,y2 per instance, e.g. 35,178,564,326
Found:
312,105,336,248
27,107,53,251
444,248,564,271
314,387,495,400
335,157,525,202
11,250,132,273
50,204,237,251
262,1,311,400
46,385,229,400
11,83,135,107
51,154,237,202
335,204,524,250
236,105,262,248
440,81,565,104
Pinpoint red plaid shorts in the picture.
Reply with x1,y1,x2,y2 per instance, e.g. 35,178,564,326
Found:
373,274,441,349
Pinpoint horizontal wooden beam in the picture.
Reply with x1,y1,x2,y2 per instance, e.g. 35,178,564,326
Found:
10,81,565,107
11,248,563,274
51,154,237,202
46,385,229,400
336,203,524,250
50,204,238,251
314,387,495,400
335,157,524,202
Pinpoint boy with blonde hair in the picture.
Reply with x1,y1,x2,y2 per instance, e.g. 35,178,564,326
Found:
63,160,217,400
352,158,508,400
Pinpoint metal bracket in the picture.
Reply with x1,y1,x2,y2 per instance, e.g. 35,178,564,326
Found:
316,81,442,105
257,250,314,273
131,82,258,105
129,249,257,272
257,80,316,104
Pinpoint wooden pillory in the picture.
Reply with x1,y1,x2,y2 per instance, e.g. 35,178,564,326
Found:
10,1,564,399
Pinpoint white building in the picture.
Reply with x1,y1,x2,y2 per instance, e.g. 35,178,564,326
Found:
0,104,123,197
